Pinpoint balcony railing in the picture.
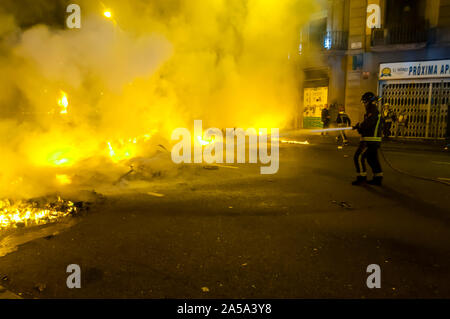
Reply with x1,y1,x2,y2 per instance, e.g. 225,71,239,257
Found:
321,31,348,51
371,21,430,46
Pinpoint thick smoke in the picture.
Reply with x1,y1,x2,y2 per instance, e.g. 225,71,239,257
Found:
0,0,318,198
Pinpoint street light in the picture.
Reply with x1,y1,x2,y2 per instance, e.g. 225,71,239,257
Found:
104,11,112,18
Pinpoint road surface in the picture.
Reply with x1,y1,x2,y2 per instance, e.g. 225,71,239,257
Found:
0,136,449,298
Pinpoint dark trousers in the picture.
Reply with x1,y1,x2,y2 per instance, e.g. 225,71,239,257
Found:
383,121,392,137
337,124,348,143
354,142,382,176
321,120,330,135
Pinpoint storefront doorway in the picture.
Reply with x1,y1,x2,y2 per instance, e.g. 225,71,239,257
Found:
379,80,449,139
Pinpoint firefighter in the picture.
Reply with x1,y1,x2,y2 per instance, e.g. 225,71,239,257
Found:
336,105,351,145
321,104,331,135
382,103,396,139
352,92,383,186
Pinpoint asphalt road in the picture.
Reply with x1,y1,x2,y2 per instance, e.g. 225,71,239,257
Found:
0,136,449,299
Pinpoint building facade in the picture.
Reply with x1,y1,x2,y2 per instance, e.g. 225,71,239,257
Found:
297,0,450,139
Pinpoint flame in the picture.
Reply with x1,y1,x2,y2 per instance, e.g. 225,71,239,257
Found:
0,197,77,231
58,91,69,114
47,150,72,167
197,135,215,146
107,130,157,162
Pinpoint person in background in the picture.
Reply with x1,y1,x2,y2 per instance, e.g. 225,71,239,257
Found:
395,110,409,138
321,104,331,135
336,105,351,145
382,103,396,139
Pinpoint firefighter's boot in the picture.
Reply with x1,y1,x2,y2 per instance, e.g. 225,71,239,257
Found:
351,176,367,186
368,176,383,186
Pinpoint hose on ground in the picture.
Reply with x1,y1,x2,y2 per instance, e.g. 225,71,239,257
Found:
379,147,450,186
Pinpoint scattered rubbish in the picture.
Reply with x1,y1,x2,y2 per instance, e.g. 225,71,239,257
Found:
147,192,164,197
203,165,219,170
34,283,46,293
114,165,135,185
241,263,248,267
343,155,349,158
152,171,162,178
339,201,352,209
331,200,353,209
157,144,169,153
214,164,239,169
1,275,8,281
337,146,343,149
201,287,210,292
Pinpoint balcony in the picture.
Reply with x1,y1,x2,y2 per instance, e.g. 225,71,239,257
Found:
321,31,349,51
299,31,348,55
370,21,431,50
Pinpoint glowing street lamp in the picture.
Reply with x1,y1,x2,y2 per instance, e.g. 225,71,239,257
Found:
103,11,112,19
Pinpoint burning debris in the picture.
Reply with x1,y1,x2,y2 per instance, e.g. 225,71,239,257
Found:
0,197,81,232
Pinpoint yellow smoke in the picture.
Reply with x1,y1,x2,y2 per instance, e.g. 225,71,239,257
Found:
0,0,319,198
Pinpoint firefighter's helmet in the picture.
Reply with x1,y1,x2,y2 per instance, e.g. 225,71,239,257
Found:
361,92,377,103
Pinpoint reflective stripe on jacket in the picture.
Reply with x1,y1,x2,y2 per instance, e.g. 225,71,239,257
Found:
358,104,382,143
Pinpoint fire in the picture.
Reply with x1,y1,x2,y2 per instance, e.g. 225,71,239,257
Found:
0,197,77,231
47,150,72,167
107,130,157,162
197,135,215,146
58,91,69,114
107,142,116,157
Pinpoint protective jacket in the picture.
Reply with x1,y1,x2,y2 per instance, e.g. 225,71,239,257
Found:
382,108,396,123
336,112,351,126
356,104,382,142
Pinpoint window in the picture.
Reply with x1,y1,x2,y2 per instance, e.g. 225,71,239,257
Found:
385,0,426,27
309,17,327,47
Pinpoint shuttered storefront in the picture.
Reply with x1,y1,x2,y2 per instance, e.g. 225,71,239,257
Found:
378,61,450,139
